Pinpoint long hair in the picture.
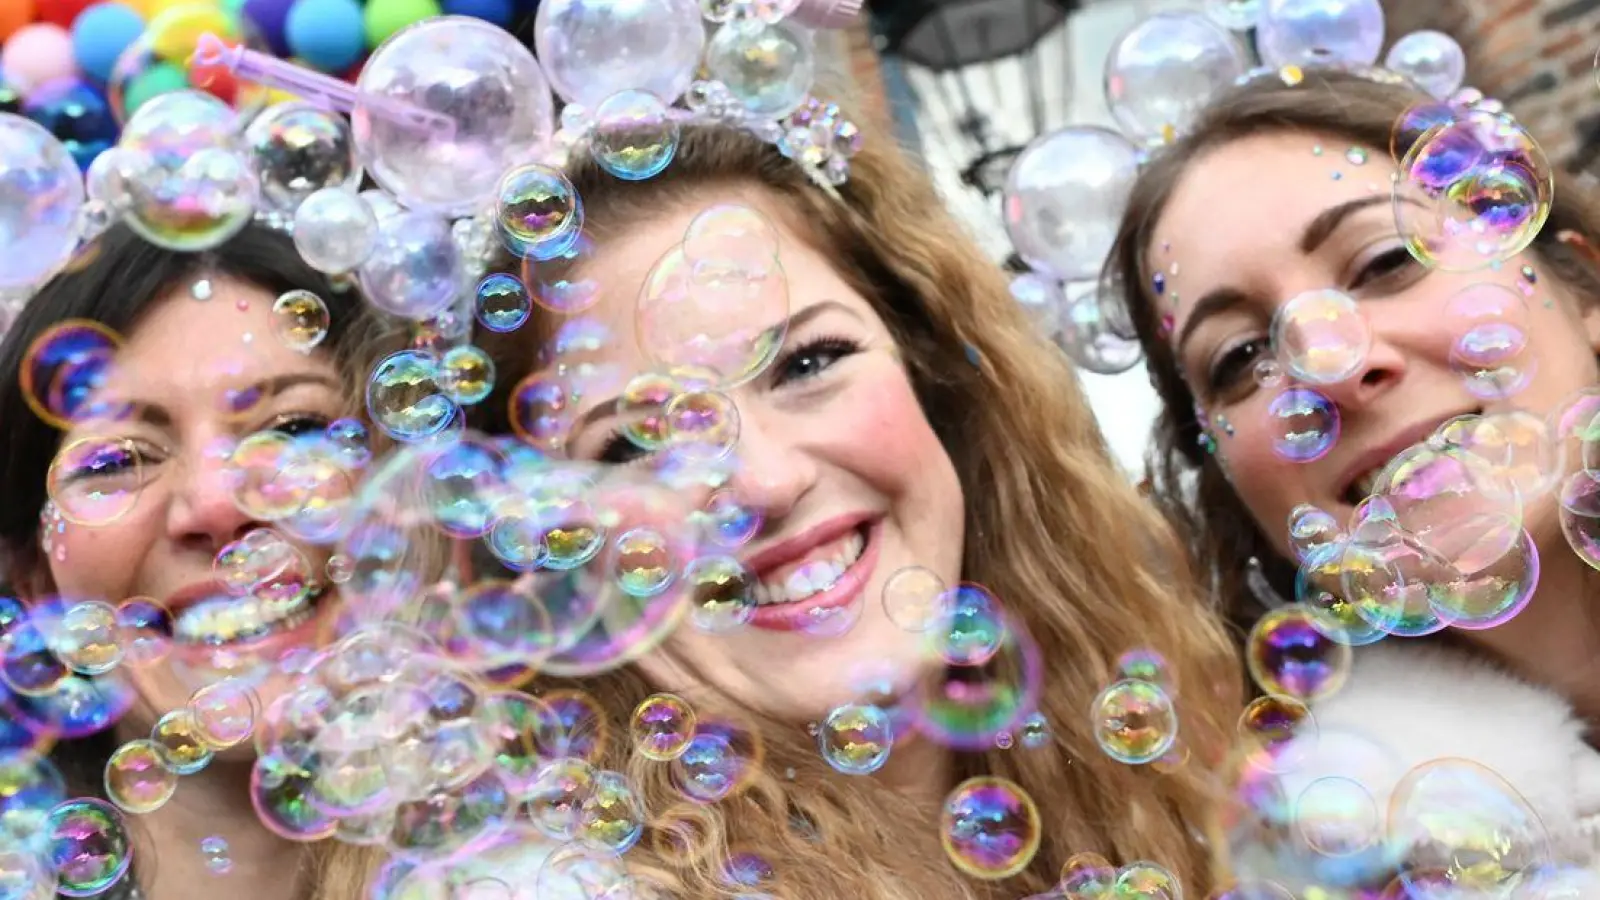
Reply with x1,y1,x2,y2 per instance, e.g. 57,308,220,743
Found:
1103,70,1600,640
464,98,1244,897
0,222,402,900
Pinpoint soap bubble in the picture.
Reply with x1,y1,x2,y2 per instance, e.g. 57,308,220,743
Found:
358,210,462,321
1369,442,1522,575
1238,694,1314,772
636,244,788,387
1245,605,1351,702
47,437,145,526
928,585,1007,667
152,709,213,775
1288,504,1342,562
1205,0,1262,30
632,694,696,762
49,798,131,897
1435,410,1562,505
1113,862,1182,900
244,102,360,213
474,274,532,333
704,19,815,119
1269,289,1372,385
592,89,681,182
1057,280,1144,375
115,597,172,667
270,290,329,354
1104,12,1249,144
353,16,555,217
1256,0,1386,69
188,681,258,749
1444,282,1536,400
19,319,120,431
104,739,178,814
684,555,756,634
1004,126,1140,281
1561,470,1600,570
116,94,259,252
882,565,945,632
665,390,741,460
1092,679,1178,765
366,350,456,441
1010,273,1065,335
577,770,645,855
1267,387,1340,462
1293,775,1381,857
1385,30,1466,99
1389,759,1550,890
293,187,377,274
439,345,496,406
0,114,84,291
494,164,583,261
939,777,1041,879
817,702,893,775
534,0,705,107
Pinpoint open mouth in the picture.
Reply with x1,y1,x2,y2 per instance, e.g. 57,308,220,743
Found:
750,523,870,607
1337,410,1483,507
172,585,327,647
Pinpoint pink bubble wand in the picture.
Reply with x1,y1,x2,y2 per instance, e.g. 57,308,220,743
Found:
191,33,457,138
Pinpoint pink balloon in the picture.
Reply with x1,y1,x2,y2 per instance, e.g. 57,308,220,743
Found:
2,23,79,93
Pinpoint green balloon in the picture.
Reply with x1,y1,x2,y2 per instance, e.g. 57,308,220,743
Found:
123,63,191,119
363,0,442,50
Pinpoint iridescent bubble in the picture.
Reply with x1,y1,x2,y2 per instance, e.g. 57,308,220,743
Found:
702,489,762,548
367,350,455,441
1439,409,1563,503
670,730,748,804
0,750,67,854
818,702,893,776
1245,606,1351,702
50,602,121,676
1057,280,1144,375
1444,282,1536,400
1,621,69,698
528,757,595,841
47,437,144,526
294,187,377,275
440,345,496,407
188,681,257,750
1339,526,1450,639
1287,504,1341,562
1092,679,1178,765
1368,442,1521,575
1294,775,1380,857
929,585,1007,667
508,373,573,454
684,555,755,633
1113,861,1181,900
1018,712,1051,749
495,164,582,261
200,836,230,875
1104,11,1249,144
535,840,634,899
0,113,85,291
1116,648,1173,690
704,19,814,119
592,89,680,181
1267,387,1340,463
353,16,554,217
631,694,696,762
1004,126,1140,282
152,710,213,775
243,102,360,213
611,527,675,598
18,319,120,431
939,776,1041,880
1269,289,1371,385
534,0,705,106
1560,469,1600,570
117,114,260,251
48,798,131,898
1256,0,1386,69
913,610,1043,751
1388,759,1549,890
665,390,741,459
1396,111,1553,273
543,691,610,764
577,770,645,854
358,211,461,321
637,245,788,387
475,274,532,334
616,371,678,452
1059,851,1117,898
114,598,172,668
1239,694,1314,772
1253,358,1286,388
882,565,946,632
1430,527,1538,631
1385,30,1467,99
104,739,177,814
270,290,329,354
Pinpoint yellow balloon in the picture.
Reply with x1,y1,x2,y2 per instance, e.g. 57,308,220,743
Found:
148,4,234,65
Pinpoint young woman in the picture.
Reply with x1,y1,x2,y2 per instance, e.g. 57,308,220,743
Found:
0,222,400,900
462,90,1244,898
1106,70,1600,890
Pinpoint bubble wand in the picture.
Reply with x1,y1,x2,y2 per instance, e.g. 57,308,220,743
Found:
191,33,457,138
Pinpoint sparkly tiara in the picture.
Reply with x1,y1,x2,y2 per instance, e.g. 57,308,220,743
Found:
0,0,867,339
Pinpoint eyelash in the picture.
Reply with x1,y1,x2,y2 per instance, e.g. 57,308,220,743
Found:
56,414,334,482
597,335,862,464
1203,246,1420,395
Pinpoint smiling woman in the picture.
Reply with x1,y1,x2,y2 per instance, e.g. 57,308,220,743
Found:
0,222,400,900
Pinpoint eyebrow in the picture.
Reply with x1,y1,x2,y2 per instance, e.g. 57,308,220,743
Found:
573,300,859,435
1173,195,1402,355
81,372,342,431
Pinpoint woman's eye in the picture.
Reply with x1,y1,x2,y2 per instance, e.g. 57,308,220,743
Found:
1207,338,1270,393
267,415,331,439
775,337,860,385
1351,247,1419,290
598,433,648,465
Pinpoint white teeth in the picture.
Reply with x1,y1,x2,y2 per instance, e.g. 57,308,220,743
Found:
753,529,866,606
174,588,322,645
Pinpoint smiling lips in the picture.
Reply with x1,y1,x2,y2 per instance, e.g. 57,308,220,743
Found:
740,514,882,632
166,581,325,647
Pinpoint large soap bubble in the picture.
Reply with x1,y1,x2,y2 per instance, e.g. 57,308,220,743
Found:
1104,12,1249,144
1002,126,1140,281
115,90,259,252
534,0,706,108
1257,0,1385,69
354,16,554,218
0,113,84,292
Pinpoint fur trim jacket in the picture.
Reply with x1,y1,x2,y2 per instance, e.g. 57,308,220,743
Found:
1228,642,1600,896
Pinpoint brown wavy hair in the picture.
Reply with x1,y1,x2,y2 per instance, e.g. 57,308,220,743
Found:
1103,70,1600,640
423,93,1246,899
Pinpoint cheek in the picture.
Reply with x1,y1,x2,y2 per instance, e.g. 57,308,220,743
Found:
833,362,957,495
1215,411,1327,538
44,517,150,598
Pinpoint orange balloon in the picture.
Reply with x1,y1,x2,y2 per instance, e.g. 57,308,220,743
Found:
0,0,37,43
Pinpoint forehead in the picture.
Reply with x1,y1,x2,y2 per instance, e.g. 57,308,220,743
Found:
98,276,338,398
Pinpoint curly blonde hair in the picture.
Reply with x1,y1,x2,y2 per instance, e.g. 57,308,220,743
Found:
313,96,1244,898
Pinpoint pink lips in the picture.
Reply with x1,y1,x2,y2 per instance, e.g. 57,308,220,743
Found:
746,520,881,632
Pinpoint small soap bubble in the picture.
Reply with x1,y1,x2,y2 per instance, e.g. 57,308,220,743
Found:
1561,470,1600,570
1268,388,1340,463
1445,282,1536,400
1246,606,1351,703
367,350,455,442
665,390,741,459
439,345,496,407
817,703,893,775
188,681,258,750
939,776,1041,880
882,566,946,632
685,555,756,633
1019,712,1051,749
151,709,213,775
1092,679,1178,765
1269,289,1371,385
613,528,676,598
704,19,815,119
592,89,681,181
105,739,178,814
632,694,696,762
47,437,145,526
1294,776,1381,858
1060,852,1117,898
929,585,1007,667
49,798,131,897
114,597,171,668
270,290,330,354
495,164,583,260
51,601,122,676
1252,358,1285,388
475,274,532,333
1115,648,1173,692
1113,861,1181,900
201,835,232,875
1239,695,1315,772
1287,504,1341,562
702,489,762,548
293,187,378,274
577,771,645,855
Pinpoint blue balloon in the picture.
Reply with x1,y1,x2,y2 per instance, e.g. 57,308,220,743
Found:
442,0,514,26
285,0,367,73
24,78,118,172
71,3,145,84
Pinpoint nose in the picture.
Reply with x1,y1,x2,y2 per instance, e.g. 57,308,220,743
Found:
165,446,258,555
1311,318,1410,414
725,406,817,522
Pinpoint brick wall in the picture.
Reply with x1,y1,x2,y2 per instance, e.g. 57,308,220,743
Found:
1382,0,1600,173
